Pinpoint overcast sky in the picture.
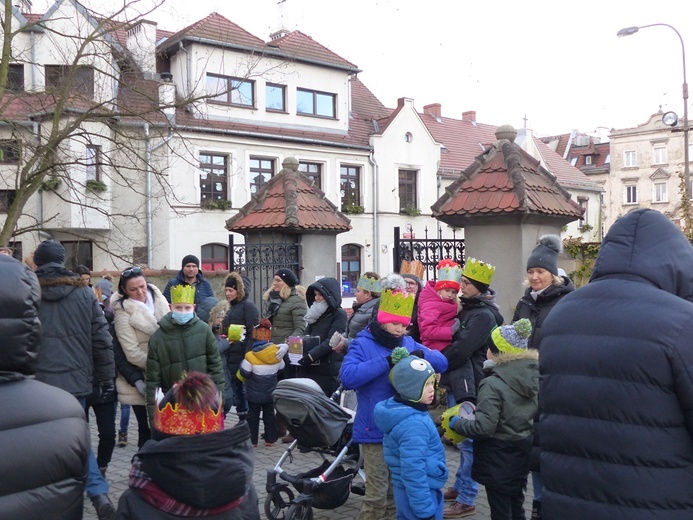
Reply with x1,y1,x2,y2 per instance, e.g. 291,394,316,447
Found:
36,0,693,138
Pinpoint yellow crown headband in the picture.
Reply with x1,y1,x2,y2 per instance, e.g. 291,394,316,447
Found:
171,284,196,304
462,258,496,286
357,275,382,293
378,289,415,319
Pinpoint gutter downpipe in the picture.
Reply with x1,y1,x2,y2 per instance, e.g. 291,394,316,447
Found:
368,147,379,273
144,123,174,268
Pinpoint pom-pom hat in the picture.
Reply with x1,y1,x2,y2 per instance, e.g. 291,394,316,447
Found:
435,259,462,292
389,347,436,402
377,274,413,325
490,319,532,354
526,235,562,275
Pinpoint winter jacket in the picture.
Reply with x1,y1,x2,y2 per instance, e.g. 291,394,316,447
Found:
115,422,260,520
344,297,379,350
540,209,693,520
111,285,170,406
0,256,90,520
441,290,503,403
221,273,260,372
146,314,225,424
263,286,307,344
452,351,538,494
162,270,214,305
238,341,288,404
35,263,114,397
375,397,448,519
417,280,459,351
341,327,447,443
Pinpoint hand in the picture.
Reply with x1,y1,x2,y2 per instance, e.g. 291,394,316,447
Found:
298,355,312,367
409,349,424,358
135,380,146,396
99,382,115,401
386,355,395,368
451,318,461,335
449,415,461,429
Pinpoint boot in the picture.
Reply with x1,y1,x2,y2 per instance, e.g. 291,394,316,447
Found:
91,494,116,520
117,431,128,447
237,411,248,424
531,500,542,520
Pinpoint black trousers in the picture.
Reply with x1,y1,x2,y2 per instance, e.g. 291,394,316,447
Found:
131,404,151,448
485,486,526,520
248,401,277,445
85,400,117,468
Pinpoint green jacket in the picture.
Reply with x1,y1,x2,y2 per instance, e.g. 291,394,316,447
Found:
265,288,307,344
146,314,225,426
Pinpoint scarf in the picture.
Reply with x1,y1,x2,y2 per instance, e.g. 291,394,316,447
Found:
304,299,329,325
368,318,404,350
265,290,282,319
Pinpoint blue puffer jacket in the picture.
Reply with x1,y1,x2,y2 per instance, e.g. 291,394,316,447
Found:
340,326,447,443
540,209,693,520
375,397,448,519
162,271,214,305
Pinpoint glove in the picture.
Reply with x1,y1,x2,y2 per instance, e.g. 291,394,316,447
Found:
386,355,395,368
449,415,461,430
329,331,344,348
298,355,312,367
409,349,424,359
135,380,146,396
451,318,461,335
99,382,115,401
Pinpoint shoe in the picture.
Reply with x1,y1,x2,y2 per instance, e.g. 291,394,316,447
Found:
91,494,116,520
265,442,274,447
531,500,542,520
443,502,475,518
253,444,258,448
281,434,295,444
443,487,459,501
99,466,107,477
117,431,127,447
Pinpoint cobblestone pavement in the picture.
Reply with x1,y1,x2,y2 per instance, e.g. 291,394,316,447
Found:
84,408,534,519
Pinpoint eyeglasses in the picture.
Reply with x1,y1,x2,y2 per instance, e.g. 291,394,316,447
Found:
121,267,143,278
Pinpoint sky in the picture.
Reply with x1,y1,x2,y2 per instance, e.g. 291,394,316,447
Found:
35,0,693,138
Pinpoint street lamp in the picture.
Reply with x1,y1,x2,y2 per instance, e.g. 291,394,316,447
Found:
617,24,690,199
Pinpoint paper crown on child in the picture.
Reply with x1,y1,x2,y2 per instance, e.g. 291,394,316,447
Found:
170,284,196,304
377,290,415,326
389,347,436,402
461,258,496,291
154,371,223,436
435,259,462,292
227,324,246,343
491,319,532,354
357,274,382,293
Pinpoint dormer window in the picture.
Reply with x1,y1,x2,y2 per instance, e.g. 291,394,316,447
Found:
206,74,254,108
45,65,94,97
297,88,336,118
585,156,592,165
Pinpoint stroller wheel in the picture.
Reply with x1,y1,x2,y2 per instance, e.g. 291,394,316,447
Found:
264,485,294,520
285,501,314,520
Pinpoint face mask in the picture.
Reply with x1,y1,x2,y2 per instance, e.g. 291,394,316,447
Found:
172,311,194,325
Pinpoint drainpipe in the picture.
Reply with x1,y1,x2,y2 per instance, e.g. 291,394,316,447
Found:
437,171,442,237
144,123,174,267
368,148,379,272
179,42,191,98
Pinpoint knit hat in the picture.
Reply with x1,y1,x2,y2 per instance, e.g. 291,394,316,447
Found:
252,323,272,342
461,258,495,293
490,319,532,354
389,347,436,402
435,259,462,292
181,254,200,269
275,268,299,287
377,274,413,325
401,273,423,291
33,240,65,266
526,235,561,275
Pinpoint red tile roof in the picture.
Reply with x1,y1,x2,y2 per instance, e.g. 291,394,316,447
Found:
161,12,266,52
267,31,359,72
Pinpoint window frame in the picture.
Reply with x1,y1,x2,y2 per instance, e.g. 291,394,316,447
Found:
623,150,637,168
265,83,286,112
249,156,275,195
199,152,229,205
341,244,361,297
625,184,638,205
578,197,588,226
85,145,101,181
61,240,93,270
206,73,255,108
653,181,668,203
398,169,418,213
8,64,24,92
340,165,361,209
0,140,20,163
298,162,322,190
0,190,16,212
45,65,94,97
652,144,667,165
201,243,228,271
296,88,336,118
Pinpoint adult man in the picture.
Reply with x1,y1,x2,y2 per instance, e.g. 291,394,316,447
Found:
540,209,693,520
0,254,90,520
440,258,503,519
33,240,116,519
163,254,214,305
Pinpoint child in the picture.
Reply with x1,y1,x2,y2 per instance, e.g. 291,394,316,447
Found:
374,347,449,520
341,274,448,520
146,285,226,427
208,299,235,415
237,324,288,446
417,259,462,351
449,319,538,520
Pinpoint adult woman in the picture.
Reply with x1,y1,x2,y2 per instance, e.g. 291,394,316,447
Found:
111,267,170,447
512,235,574,520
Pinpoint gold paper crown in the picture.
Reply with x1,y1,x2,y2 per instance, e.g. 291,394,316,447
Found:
462,258,496,285
379,289,415,318
437,260,462,283
153,386,223,436
357,275,382,293
171,284,196,304
227,324,246,343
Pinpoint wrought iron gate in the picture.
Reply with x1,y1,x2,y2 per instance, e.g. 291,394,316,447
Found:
393,226,465,282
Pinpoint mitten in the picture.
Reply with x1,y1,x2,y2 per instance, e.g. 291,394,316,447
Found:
449,415,461,430
135,380,146,396
329,331,343,348
451,318,461,335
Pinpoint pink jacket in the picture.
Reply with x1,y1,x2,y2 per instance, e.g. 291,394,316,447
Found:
416,280,458,351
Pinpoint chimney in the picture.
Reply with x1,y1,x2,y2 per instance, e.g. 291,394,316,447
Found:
159,74,176,125
423,103,441,118
126,20,157,75
462,110,476,122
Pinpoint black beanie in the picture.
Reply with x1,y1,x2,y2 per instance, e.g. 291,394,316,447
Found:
526,235,561,275
225,275,237,289
275,268,299,287
467,278,489,294
181,254,200,269
34,240,65,266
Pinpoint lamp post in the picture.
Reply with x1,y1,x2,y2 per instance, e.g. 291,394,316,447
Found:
617,24,690,200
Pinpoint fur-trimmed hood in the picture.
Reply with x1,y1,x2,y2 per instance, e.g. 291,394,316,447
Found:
208,300,230,327
488,349,539,399
224,272,248,302
35,264,89,302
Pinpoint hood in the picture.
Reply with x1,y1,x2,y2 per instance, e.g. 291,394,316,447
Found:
225,271,248,302
247,341,287,365
374,397,420,435
36,264,86,302
0,256,42,376
306,277,343,309
461,288,500,309
591,209,693,299
491,350,539,399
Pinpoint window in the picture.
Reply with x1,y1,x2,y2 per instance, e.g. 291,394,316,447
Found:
299,162,322,190
585,156,592,165
0,190,16,212
624,150,637,168
569,157,578,166
605,154,611,164
404,132,413,143
688,143,693,161
653,144,667,165
249,157,274,194
340,165,361,209
201,243,228,271
654,182,668,203
341,244,361,297
8,240,22,261
199,153,228,204
0,140,20,163
61,240,92,270
206,74,254,107
297,88,336,118
399,169,417,213
625,184,638,205
85,145,101,181
266,83,286,112
45,65,94,96
578,197,588,226
8,64,24,92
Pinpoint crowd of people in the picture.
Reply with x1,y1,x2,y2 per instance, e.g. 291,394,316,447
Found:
3,208,693,520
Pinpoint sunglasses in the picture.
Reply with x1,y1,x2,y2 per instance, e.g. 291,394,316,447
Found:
121,267,143,278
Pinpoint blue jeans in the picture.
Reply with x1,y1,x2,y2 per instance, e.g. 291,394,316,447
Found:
119,404,131,433
447,393,478,506
78,397,109,498
532,471,543,501
393,484,443,520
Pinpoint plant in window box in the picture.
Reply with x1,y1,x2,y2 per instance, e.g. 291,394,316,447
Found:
404,206,421,217
579,223,593,234
202,199,231,211
343,204,364,214
86,179,107,194
39,176,61,192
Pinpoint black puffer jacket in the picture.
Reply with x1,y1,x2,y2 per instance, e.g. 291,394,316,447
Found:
0,256,89,520
35,263,114,397
540,209,693,520
221,273,260,372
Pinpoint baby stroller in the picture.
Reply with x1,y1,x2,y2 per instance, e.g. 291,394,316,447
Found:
265,379,365,520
